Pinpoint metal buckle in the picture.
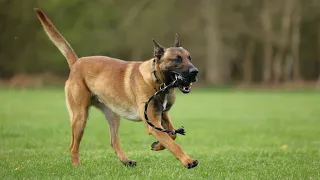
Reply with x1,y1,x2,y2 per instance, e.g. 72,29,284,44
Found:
160,83,166,90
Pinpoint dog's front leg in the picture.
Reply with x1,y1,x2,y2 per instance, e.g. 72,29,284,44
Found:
151,112,176,151
140,102,198,169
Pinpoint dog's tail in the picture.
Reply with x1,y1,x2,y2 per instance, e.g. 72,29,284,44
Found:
34,8,78,69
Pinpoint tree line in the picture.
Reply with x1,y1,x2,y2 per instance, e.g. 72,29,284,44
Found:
1,0,320,85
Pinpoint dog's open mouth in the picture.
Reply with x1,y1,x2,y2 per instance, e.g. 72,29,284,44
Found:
171,73,193,94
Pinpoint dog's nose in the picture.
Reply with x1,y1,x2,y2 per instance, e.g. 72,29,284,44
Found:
189,67,199,76
188,67,198,82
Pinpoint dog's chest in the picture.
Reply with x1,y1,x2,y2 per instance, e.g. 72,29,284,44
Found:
157,91,174,112
162,94,168,111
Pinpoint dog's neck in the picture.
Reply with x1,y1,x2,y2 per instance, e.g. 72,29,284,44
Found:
149,58,175,93
150,58,162,84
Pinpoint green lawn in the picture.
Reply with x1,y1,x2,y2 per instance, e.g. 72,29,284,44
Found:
0,88,320,179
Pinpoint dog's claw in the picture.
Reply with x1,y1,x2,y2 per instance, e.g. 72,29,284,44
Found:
186,160,198,169
122,160,137,167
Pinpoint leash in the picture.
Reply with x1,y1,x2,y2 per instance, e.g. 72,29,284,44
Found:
144,78,186,135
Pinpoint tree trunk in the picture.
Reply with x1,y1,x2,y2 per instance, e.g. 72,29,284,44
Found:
291,0,302,82
273,0,293,84
201,0,225,84
261,1,273,84
243,39,255,84
283,54,293,81
317,24,320,86
120,0,152,29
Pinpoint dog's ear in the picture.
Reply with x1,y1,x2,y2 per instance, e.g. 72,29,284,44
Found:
174,33,181,47
152,39,165,60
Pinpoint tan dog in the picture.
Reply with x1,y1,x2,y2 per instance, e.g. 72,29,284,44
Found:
35,8,199,169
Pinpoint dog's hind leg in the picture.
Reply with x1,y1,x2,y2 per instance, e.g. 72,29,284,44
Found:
151,112,177,151
94,103,136,167
65,80,91,166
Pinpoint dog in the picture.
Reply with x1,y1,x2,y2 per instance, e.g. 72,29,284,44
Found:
35,8,199,169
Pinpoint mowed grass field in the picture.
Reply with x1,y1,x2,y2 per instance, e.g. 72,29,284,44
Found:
0,88,320,179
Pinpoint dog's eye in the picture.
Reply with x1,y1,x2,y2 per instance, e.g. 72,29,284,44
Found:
175,56,183,63
188,55,192,61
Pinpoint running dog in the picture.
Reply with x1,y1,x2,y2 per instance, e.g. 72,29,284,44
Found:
35,8,199,169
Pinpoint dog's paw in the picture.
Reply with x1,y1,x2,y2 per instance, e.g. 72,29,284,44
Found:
186,160,198,169
71,157,81,166
151,141,166,151
122,160,137,167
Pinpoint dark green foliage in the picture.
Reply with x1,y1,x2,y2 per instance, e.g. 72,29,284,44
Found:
0,0,320,83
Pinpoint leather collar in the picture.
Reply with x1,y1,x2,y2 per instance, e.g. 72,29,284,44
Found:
150,58,161,84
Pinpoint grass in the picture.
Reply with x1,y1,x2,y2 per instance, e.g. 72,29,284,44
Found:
0,88,320,179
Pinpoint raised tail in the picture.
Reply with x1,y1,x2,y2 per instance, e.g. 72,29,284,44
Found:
34,8,78,69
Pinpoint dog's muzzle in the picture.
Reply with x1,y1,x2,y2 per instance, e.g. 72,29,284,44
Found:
173,67,199,94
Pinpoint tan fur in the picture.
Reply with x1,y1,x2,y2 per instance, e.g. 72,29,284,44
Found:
35,8,198,168
35,8,77,68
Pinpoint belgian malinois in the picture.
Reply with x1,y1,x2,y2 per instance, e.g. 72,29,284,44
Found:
35,8,199,169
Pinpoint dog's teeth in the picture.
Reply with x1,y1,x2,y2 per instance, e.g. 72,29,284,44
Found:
183,86,190,91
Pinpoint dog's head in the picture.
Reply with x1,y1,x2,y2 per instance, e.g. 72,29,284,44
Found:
152,33,198,94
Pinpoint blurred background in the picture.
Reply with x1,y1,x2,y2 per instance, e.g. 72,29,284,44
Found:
1,0,320,88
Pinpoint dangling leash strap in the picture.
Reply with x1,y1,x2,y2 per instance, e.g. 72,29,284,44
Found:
144,79,186,135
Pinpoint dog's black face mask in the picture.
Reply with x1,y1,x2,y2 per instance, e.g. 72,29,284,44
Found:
153,34,198,94
164,55,198,94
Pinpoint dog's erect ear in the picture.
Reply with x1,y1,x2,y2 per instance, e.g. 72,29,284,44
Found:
152,39,165,60
174,33,181,47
